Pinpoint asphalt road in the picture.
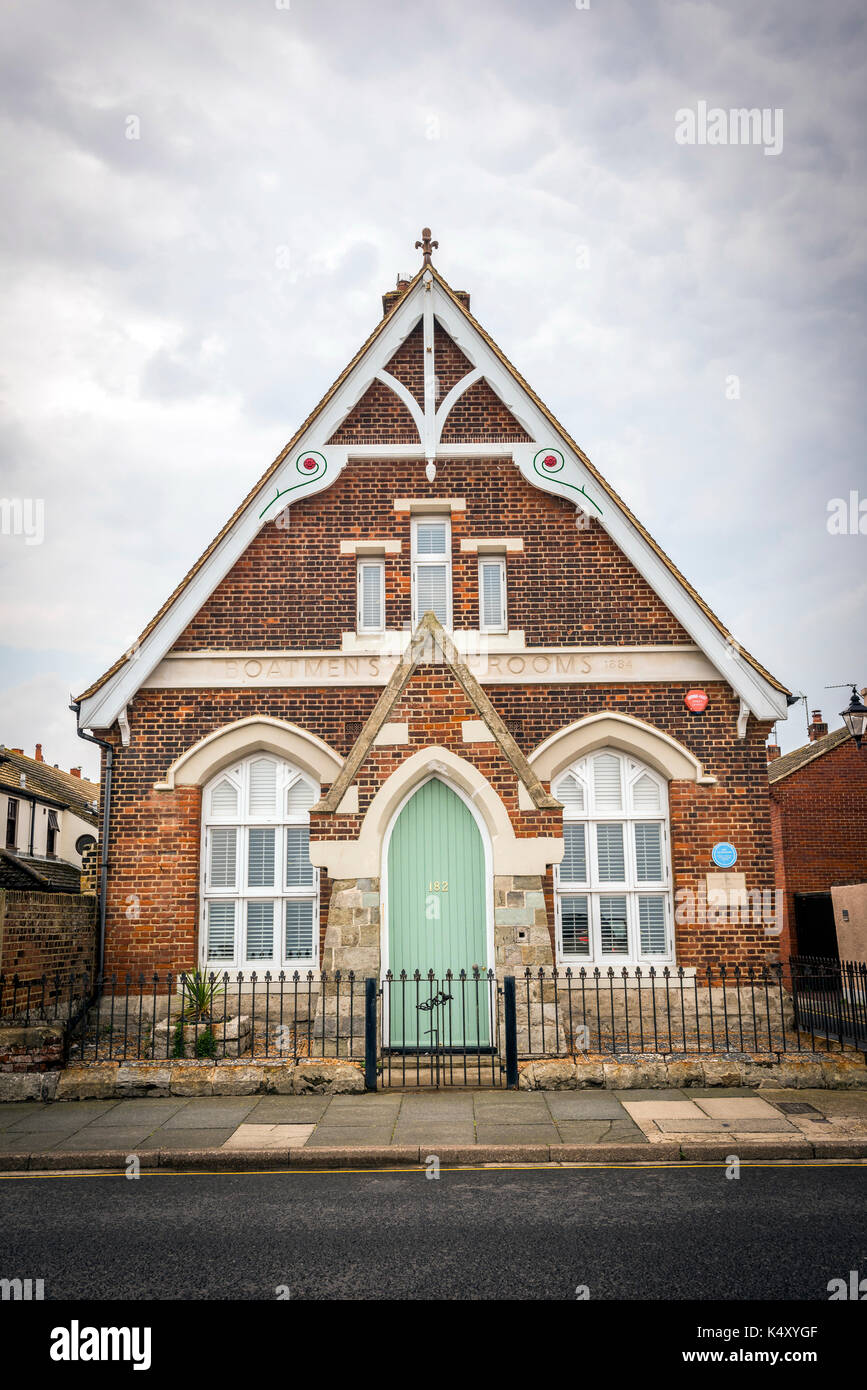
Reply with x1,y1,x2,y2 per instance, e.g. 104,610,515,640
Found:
1,1164,865,1301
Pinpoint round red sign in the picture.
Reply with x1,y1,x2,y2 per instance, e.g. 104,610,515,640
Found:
684,689,709,713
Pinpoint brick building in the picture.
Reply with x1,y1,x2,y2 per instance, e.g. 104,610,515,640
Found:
768,710,867,961
73,236,792,1017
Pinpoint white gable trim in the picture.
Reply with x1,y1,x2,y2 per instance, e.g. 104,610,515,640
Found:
78,271,787,731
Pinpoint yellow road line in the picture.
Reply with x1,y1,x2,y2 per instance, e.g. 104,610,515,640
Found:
1,1160,865,1180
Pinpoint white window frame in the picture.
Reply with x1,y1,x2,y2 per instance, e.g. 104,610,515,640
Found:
357,557,385,634
553,750,673,967
478,554,507,633
411,514,452,628
200,754,319,974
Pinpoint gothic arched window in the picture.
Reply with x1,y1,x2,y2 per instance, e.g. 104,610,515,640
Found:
552,750,672,965
200,754,318,971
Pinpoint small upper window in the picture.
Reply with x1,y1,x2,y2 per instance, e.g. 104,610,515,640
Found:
412,516,451,627
46,809,60,857
6,797,18,849
479,556,507,633
357,559,385,633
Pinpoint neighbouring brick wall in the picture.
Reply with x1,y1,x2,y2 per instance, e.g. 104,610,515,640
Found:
0,890,96,990
770,737,867,957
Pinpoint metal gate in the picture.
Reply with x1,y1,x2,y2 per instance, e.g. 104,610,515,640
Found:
378,968,505,1088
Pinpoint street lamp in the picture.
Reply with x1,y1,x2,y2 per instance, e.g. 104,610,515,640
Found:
840,685,867,749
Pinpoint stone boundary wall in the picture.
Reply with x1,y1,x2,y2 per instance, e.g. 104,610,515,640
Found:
1,1051,864,1102
0,1023,65,1073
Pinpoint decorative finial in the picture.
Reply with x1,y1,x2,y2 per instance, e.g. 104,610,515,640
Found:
415,227,438,266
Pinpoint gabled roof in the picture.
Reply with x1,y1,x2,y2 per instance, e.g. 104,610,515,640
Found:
317,613,560,813
0,748,100,826
0,848,85,893
768,725,853,783
75,258,791,731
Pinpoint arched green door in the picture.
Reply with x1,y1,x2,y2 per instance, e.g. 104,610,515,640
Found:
386,778,490,1049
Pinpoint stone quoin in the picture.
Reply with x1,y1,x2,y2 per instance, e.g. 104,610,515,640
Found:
73,232,792,1003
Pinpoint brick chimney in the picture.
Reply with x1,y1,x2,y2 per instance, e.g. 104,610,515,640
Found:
766,743,781,762
35,743,43,762
70,767,82,778
808,709,828,742
382,273,412,318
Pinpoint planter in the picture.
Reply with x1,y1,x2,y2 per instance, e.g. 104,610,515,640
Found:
152,1014,252,1060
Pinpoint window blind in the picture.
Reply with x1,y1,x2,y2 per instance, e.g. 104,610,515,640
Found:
248,759,277,816
358,562,384,630
286,825,314,888
247,827,276,888
560,823,587,882
416,564,449,623
596,823,625,881
639,896,667,954
599,896,629,953
593,753,622,811
285,900,315,959
245,901,274,960
206,901,236,961
208,827,237,889
480,559,505,629
634,823,663,881
561,895,590,956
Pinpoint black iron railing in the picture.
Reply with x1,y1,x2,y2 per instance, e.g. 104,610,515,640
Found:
515,960,867,1058
0,970,364,1063
2,958,863,1079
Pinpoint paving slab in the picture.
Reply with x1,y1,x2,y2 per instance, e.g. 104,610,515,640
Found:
654,1117,794,1134
161,1100,259,1128
620,1100,703,1121
56,1126,160,1150
543,1093,628,1119
244,1097,331,1122
304,1125,396,1147
0,1102,52,1130
696,1097,782,1119
606,1117,648,1142
551,1120,616,1144
0,1133,59,1153
474,1124,561,1145
139,1127,237,1150
91,1098,188,1125
393,1124,477,1145
610,1088,688,1102
6,1101,119,1131
221,1124,314,1150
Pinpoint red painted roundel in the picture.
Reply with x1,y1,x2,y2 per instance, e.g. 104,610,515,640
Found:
543,454,558,469
302,457,317,471
684,689,709,713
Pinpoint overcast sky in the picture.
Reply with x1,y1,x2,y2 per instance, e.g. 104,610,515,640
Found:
1,0,865,779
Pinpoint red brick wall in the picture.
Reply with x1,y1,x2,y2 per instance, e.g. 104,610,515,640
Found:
174,458,692,653
769,737,867,958
97,676,775,975
0,890,96,990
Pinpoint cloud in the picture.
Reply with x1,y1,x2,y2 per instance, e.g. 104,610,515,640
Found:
0,0,865,756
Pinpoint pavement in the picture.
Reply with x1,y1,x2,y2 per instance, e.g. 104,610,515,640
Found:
1,1086,867,1168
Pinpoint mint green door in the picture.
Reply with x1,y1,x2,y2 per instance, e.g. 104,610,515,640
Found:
386,779,490,1049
